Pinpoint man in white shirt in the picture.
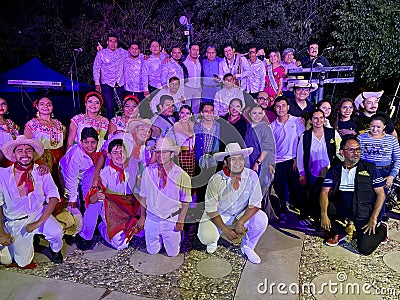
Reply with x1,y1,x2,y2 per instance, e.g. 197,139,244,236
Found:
219,44,251,91
139,137,191,257
214,73,244,116
150,77,185,114
270,96,306,219
93,34,127,120
247,45,266,98
161,46,185,86
197,143,268,264
124,41,145,102
0,136,63,268
183,42,203,114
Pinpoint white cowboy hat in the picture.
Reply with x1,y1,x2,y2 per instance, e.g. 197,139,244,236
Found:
128,118,161,138
153,137,180,155
213,143,253,162
1,135,44,162
354,90,384,110
287,80,318,92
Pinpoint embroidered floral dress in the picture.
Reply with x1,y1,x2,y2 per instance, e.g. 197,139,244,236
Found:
110,116,128,132
71,114,109,150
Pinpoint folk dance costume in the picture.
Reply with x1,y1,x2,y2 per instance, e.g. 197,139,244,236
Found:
0,119,19,167
139,163,192,257
25,118,66,182
0,136,63,267
71,114,109,150
59,144,101,208
86,164,139,250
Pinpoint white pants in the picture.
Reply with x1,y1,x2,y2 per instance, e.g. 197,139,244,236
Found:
197,210,268,249
144,213,181,257
5,208,63,267
98,221,128,250
80,201,103,240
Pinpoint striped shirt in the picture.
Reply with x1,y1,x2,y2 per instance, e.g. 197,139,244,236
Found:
357,133,400,177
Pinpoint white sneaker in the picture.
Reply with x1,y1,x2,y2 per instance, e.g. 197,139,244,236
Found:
206,243,217,254
0,246,12,265
241,245,261,264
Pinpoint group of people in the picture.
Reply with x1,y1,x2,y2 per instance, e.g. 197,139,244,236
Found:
0,35,398,269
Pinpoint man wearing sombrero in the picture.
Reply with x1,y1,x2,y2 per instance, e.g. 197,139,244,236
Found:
287,80,317,118
355,90,397,138
197,143,268,264
0,136,63,268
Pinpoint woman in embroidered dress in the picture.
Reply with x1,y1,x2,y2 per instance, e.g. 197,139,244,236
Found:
264,50,285,101
167,105,195,177
107,94,141,136
24,97,66,178
0,97,20,167
67,91,109,151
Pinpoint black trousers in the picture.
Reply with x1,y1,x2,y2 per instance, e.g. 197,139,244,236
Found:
273,159,306,216
101,84,124,120
327,200,387,255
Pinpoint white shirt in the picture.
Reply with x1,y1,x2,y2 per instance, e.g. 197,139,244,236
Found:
142,54,169,90
247,58,266,93
124,56,145,92
139,163,192,219
59,144,95,203
213,87,244,116
161,60,185,86
93,48,128,86
183,56,202,88
219,55,252,90
100,165,132,195
150,87,185,114
339,167,357,191
0,164,60,221
205,168,262,216
270,115,305,163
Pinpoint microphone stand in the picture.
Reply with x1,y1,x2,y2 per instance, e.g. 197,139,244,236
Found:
68,50,81,115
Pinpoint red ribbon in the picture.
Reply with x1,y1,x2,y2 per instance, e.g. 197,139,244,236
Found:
14,163,34,194
110,161,125,183
223,166,241,190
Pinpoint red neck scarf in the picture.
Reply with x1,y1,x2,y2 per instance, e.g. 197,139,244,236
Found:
110,161,125,183
132,134,142,160
157,164,168,190
223,166,241,190
14,163,34,193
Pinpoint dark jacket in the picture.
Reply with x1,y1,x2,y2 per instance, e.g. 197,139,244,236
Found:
329,160,378,222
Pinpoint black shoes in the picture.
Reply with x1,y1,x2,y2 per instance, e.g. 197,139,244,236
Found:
50,248,63,264
76,235,94,251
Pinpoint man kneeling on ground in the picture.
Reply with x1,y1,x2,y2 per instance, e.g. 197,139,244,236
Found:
320,137,388,255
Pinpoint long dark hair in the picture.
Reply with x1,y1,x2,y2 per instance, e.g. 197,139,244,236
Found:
331,98,356,129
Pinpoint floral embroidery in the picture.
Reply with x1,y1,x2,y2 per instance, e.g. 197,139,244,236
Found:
0,119,20,140
72,114,109,139
26,118,66,148
111,116,127,131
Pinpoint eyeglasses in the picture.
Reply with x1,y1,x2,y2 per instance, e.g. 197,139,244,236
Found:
342,147,361,153
153,150,171,154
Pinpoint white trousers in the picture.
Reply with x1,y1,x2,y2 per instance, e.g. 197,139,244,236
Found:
5,208,63,267
197,210,268,249
80,201,103,240
144,213,181,257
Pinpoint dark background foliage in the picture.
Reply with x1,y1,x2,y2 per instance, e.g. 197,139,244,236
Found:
0,0,399,104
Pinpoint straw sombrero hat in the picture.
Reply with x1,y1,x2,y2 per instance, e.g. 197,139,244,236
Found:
287,80,318,92
128,119,161,138
153,137,180,155
1,135,44,162
213,143,253,161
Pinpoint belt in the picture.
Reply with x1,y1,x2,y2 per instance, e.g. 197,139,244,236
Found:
167,209,181,219
180,146,193,151
9,215,29,222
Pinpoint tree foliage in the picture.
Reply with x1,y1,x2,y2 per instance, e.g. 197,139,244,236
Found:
0,0,398,92
330,0,400,88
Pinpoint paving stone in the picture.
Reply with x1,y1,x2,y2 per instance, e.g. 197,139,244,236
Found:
389,230,400,243
311,273,381,300
322,243,359,262
129,249,184,275
83,243,118,261
0,270,106,300
196,256,232,278
383,251,400,272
